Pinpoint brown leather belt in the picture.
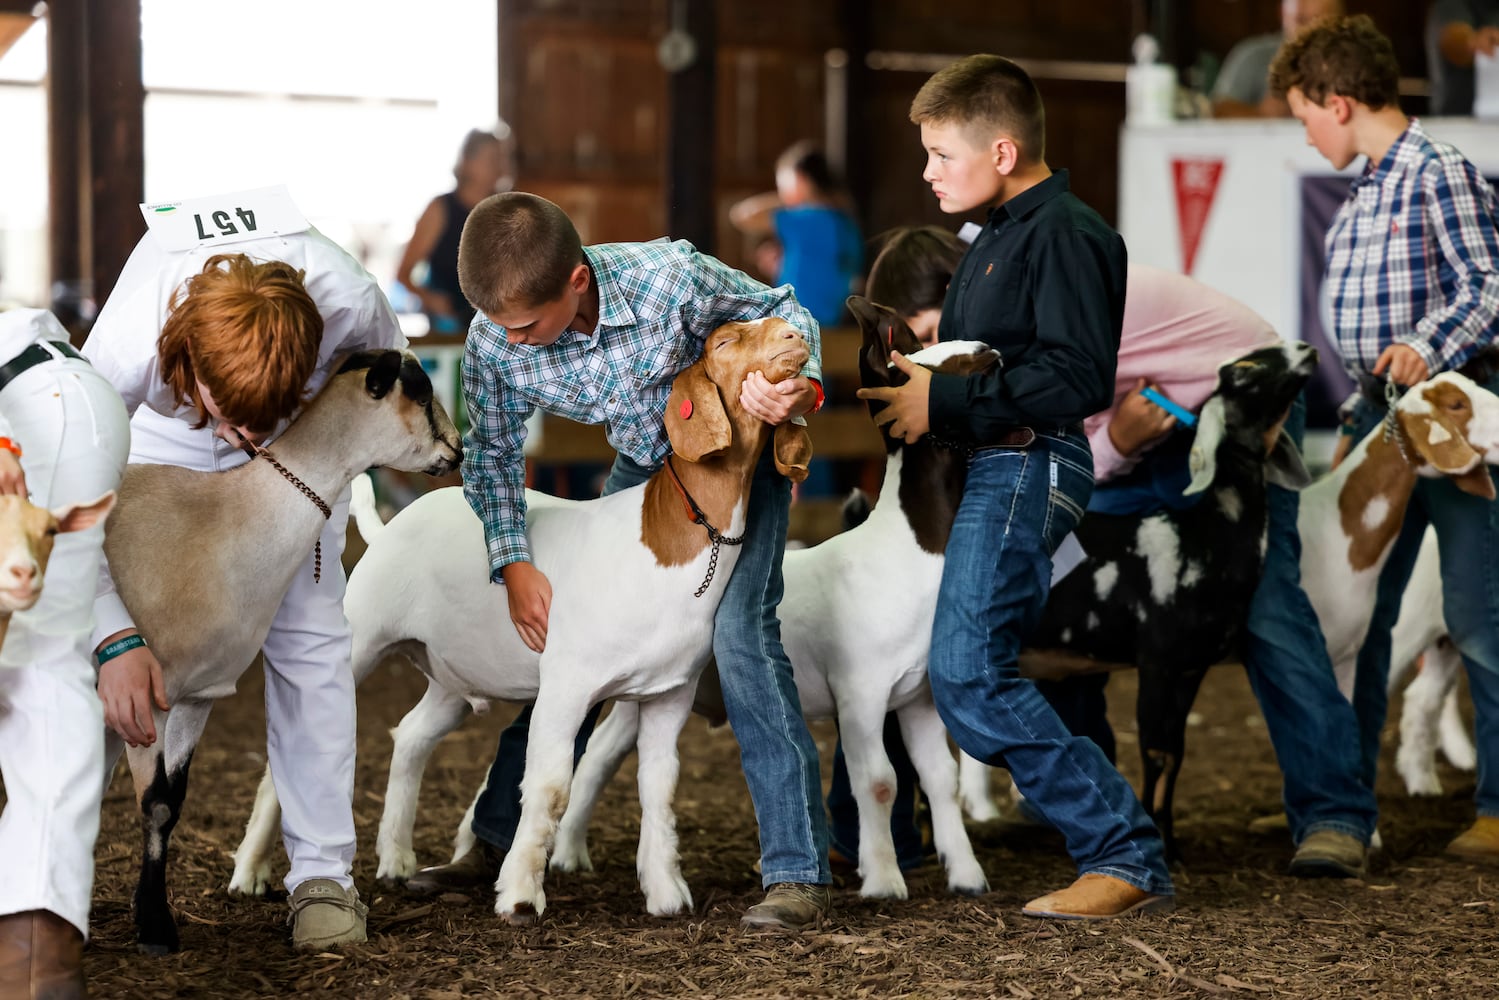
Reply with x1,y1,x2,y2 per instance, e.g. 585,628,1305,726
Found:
973,427,1038,451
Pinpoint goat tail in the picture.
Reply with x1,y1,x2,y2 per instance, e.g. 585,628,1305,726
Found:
350,472,387,542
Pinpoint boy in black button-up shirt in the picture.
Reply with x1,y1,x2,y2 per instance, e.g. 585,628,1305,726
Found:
859,54,1175,920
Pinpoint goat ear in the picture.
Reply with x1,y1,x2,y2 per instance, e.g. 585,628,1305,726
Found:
1264,428,1312,491
1452,464,1497,499
773,421,813,482
1405,409,1485,477
364,350,404,400
665,362,731,462
53,491,116,533
849,295,921,365
1184,395,1226,495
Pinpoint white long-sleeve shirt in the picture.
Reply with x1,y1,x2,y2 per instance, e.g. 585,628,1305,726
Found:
82,226,404,644
0,308,77,442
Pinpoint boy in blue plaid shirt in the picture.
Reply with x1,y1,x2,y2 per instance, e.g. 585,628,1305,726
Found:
1271,15,1499,863
407,191,834,928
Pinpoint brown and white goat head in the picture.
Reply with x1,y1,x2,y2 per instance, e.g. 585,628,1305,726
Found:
331,349,464,476
1394,372,1499,500
664,317,812,481
0,492,116,649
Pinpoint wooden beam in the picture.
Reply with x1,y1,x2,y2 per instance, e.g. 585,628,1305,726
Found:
86,0,143,307
664,0,715,250
45,0,87,329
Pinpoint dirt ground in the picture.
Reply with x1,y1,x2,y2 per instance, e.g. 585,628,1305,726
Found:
64,652,1494,999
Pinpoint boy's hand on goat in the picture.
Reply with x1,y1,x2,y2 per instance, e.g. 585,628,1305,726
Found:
0,451,27,497
739,372,817,424
1108,379,1179,457
1373,344,1430,387
97,639,171,747
858,351,932,443
500,560,553,653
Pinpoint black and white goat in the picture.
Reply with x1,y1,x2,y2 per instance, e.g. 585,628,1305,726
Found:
1018,342,1318,857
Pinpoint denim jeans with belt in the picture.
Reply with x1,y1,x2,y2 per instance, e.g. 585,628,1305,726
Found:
928,427,1174,896
472,447,831,886
1345,375,1499,820
1239,396,1378,846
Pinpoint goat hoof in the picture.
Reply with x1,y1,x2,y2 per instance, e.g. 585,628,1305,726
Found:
136,941,176,957
950,881,989,898
501,902,539,927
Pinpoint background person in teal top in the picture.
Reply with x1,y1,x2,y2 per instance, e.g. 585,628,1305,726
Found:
731,140,863,328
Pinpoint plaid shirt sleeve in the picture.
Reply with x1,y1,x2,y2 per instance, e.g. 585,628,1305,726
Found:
1406,159,1499,374
680,250,823,384
461,328,536,579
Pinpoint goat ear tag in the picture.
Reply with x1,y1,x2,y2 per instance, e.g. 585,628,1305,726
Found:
679,399,693,420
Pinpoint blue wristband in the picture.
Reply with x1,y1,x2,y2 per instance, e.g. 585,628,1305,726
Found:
97,634,147,665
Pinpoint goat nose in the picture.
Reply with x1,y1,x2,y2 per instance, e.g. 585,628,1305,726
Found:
9,563,35,585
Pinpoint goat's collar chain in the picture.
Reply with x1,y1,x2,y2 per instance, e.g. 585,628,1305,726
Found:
247,443,333,583
1382,380,1415,466
665,456,745,598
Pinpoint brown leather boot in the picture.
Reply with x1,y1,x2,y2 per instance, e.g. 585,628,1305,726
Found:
0,910,87,1000
1022,874,1175,920
404,842,504,895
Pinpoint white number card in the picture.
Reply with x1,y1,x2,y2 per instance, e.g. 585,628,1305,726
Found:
140,185,310,252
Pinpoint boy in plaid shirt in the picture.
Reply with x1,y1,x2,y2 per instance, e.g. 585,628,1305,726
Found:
1271,15,1499,863
409,191,834,929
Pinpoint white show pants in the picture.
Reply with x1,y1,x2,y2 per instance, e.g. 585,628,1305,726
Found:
127,409,357,891
0,353,130,938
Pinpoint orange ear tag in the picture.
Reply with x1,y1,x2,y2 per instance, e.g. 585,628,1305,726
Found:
680,399,693,420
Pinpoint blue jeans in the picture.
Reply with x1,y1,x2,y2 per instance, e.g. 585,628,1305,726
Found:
1346,378,1499,819
473,448,831,886
928,428,1174,896
1236,397,1379,846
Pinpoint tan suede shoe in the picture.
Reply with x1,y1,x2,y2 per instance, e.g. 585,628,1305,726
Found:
1288,830,1367,879
1446,816,1499,861
289,878,368,950
1022,873,1174,920
739,883,831,931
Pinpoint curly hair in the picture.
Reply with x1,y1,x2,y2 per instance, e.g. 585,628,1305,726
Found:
1268,14,1400,109
158,254,323,433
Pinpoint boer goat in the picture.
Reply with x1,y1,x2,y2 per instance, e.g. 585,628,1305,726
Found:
1016,341,1318,857
104,350,463,954
0,493,116,651
547,298,990,900
1302,374,1499,793
232,318,812,923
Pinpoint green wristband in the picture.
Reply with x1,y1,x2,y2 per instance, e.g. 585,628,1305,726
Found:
97,634,147,665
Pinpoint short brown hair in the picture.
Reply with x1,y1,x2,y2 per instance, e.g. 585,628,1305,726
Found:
458,192,584,317
866,226,968,318
1268,14,1399,108
158,254,323,432
909,54,1045,162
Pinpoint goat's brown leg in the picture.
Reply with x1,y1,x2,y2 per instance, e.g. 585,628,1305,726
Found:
1135,662,1210,863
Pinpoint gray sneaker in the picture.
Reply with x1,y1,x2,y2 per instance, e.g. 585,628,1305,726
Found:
1288,830,1367,879
289,878,368,950
740,883,830,931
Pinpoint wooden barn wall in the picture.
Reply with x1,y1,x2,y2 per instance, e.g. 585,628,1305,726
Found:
497,0,1430,277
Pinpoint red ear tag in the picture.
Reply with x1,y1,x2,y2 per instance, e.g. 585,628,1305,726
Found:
679,399,693,420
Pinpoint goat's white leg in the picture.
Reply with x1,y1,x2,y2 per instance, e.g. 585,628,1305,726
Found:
228,767,281,896
836,705,907,899
494,690,590,924
449,787,483,864
376,680,471,884
957,751,999,822
1440,688,1477,771
897,700,987,895
634,688,695,916
554,701,642,873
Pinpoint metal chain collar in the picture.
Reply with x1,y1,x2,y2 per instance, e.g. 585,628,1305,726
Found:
1381,379,1414,465
253,446,333,583
665,457,745,598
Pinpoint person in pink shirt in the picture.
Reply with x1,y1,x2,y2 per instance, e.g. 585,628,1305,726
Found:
830,227,1336,873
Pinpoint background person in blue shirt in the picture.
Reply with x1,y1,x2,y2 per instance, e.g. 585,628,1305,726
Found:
409,191,834,929
730,140,863,328
858,54,1175,920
